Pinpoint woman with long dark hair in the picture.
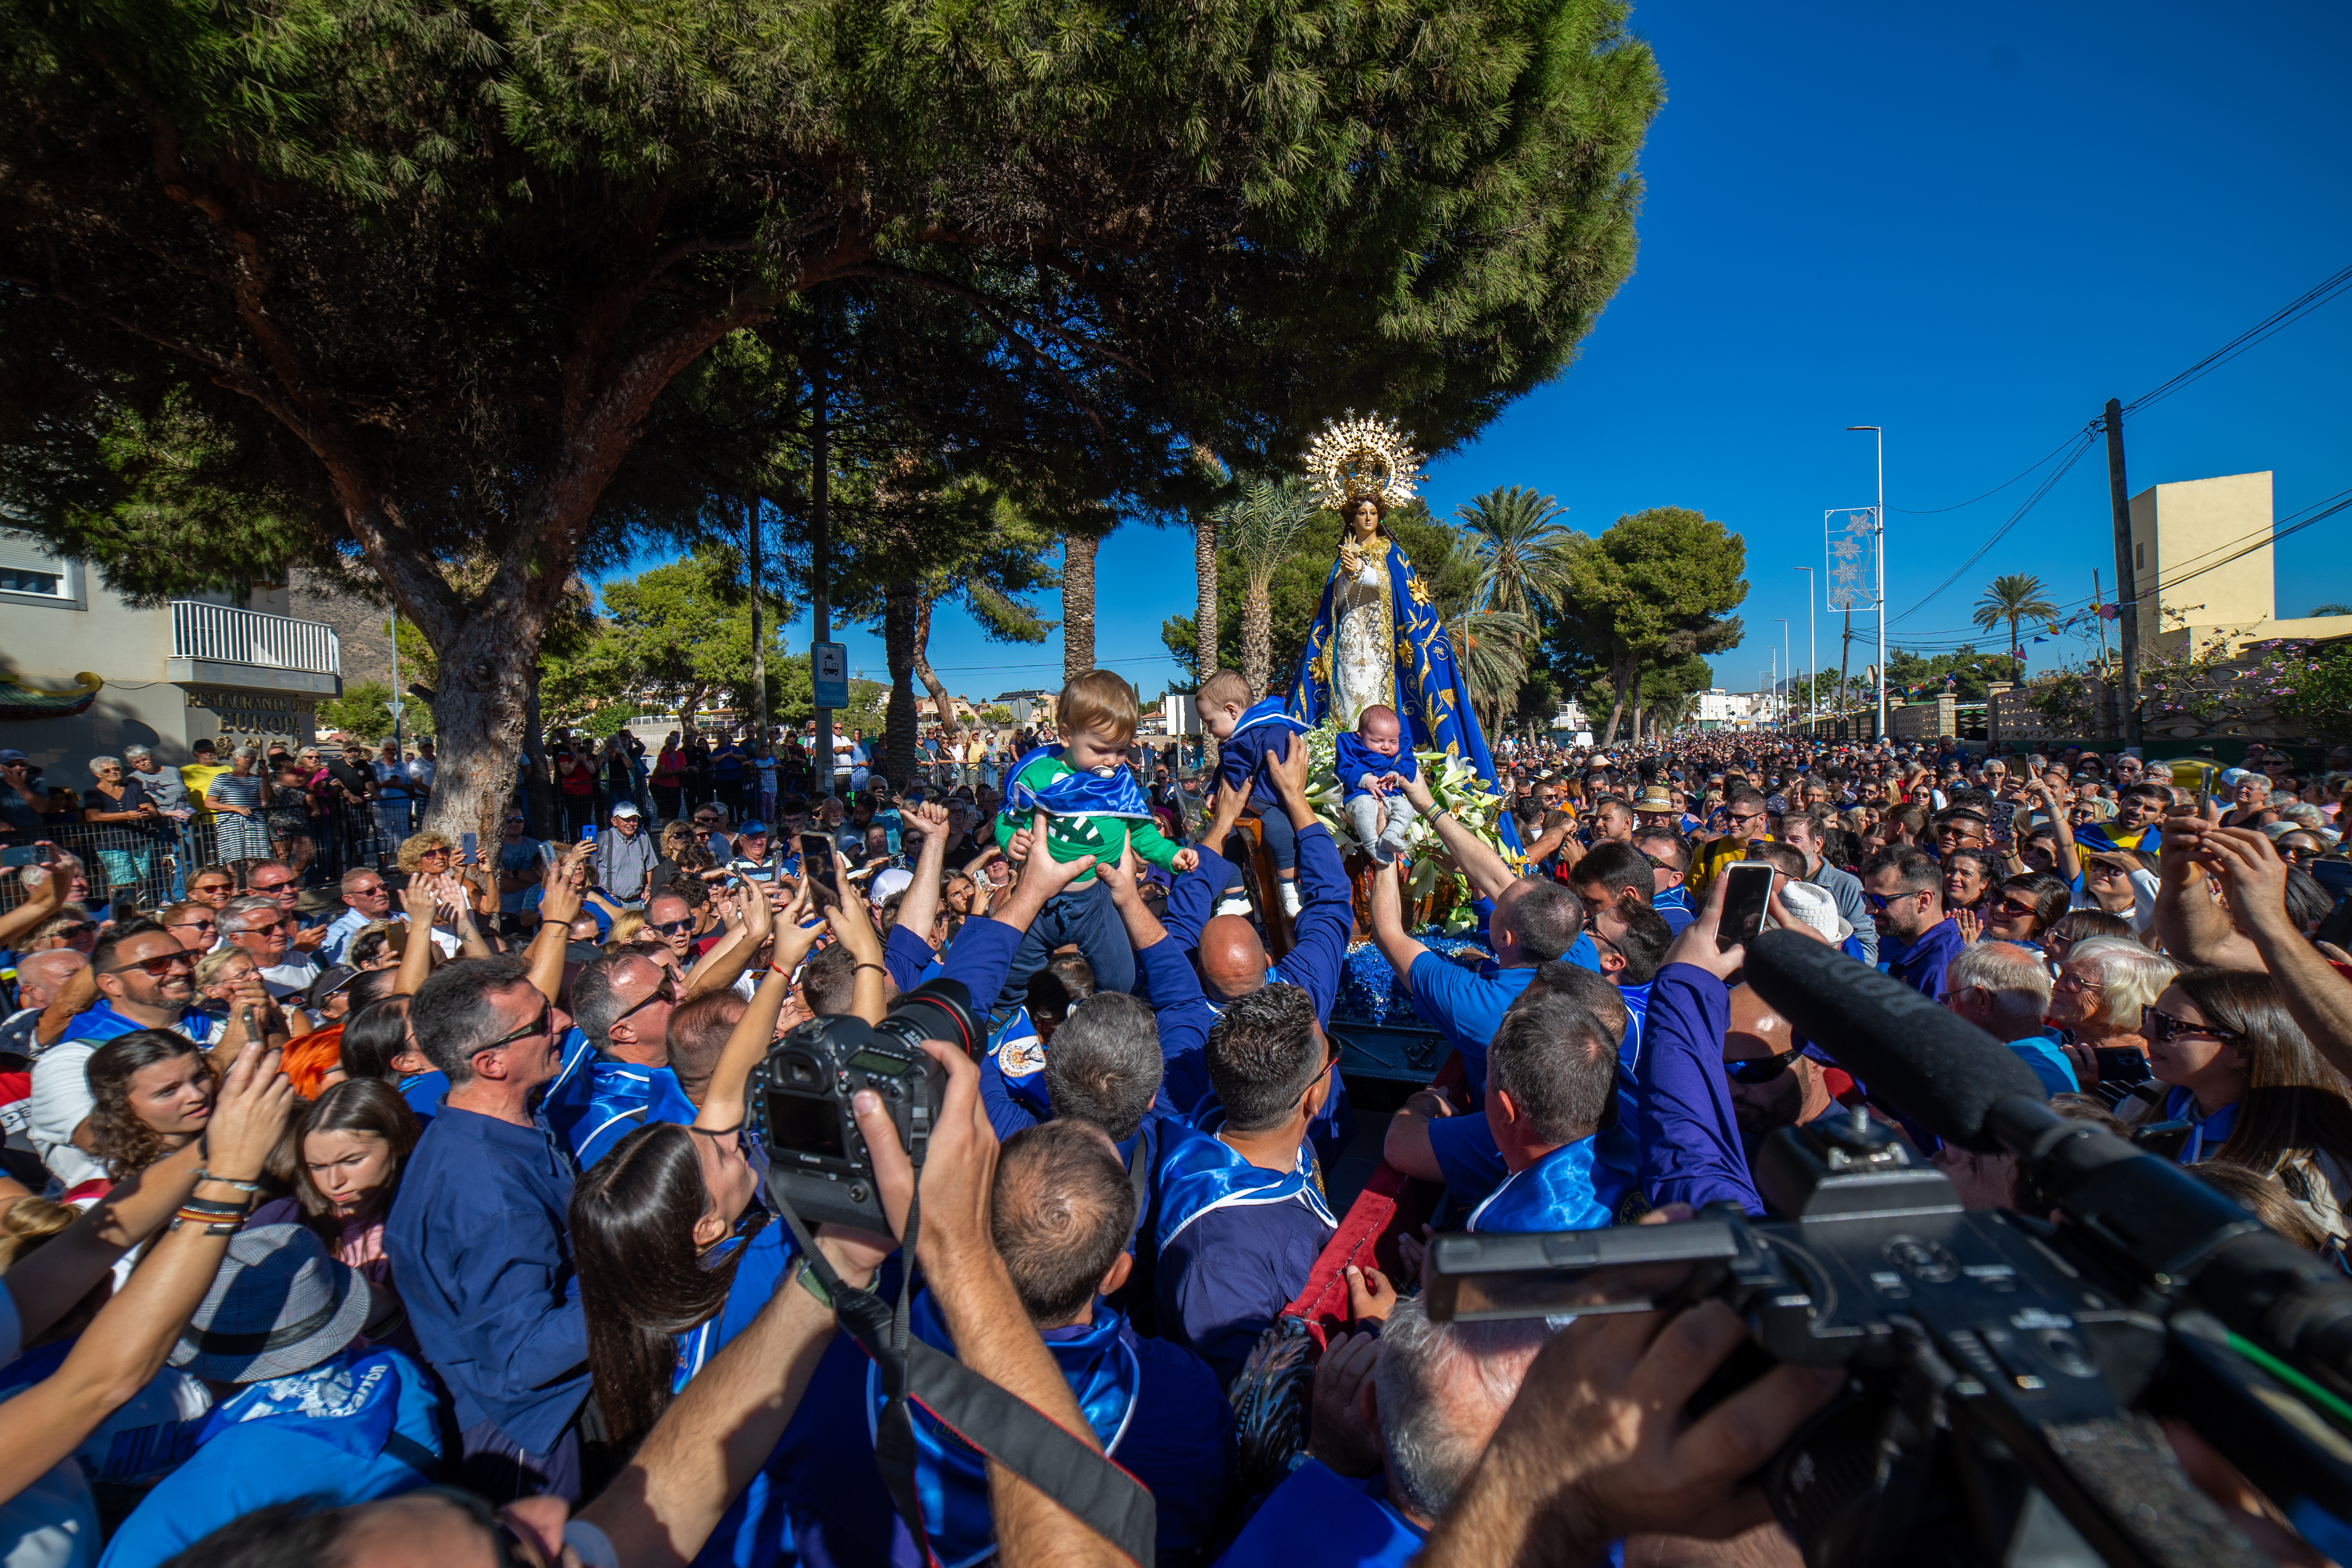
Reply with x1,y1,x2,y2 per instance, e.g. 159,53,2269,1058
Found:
568,880,881,1449
2120,967,2352,1254
85,1029,216,1183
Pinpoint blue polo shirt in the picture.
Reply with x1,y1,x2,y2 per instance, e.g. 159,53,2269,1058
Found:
553,1057,701,1169
384,1104,588,1455
2008,1031,2082,1097
1880,918,1966,1001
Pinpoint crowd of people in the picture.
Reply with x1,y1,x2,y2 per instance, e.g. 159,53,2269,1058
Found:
0,663,2348,1568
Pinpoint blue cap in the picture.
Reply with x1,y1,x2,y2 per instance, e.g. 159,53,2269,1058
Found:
738,821,769,835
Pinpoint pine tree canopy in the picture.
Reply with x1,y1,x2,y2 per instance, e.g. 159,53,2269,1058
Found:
0,0,1660,831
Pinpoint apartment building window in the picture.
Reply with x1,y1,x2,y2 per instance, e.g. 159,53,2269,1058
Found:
0,533,84,608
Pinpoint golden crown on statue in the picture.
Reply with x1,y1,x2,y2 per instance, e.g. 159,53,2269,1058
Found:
1302,411,1423,511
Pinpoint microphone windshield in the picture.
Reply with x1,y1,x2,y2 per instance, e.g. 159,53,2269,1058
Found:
1742,929,2047,1151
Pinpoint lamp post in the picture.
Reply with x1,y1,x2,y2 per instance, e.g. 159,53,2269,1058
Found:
1776,618,1792,734
1793,567,1816,736
1846,425,1886,742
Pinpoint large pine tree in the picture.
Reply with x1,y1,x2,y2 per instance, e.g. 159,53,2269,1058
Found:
0,0,1660,837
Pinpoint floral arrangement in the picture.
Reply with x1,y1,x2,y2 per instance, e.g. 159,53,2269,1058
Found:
1298,720,1514,933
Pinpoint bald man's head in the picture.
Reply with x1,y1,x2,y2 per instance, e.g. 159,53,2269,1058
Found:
14,949,86,1009
1198,914,1268,1002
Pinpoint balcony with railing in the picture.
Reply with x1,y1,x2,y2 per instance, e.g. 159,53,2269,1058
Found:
167,601,343,696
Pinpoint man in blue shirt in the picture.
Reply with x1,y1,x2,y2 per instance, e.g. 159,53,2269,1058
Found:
550,948,691,1167
1864,847,1966,1001
1634,826,1697,937
1152,984,1339,1387
384,956,591,1501
1459,992,1621,1234
1214,1299,1549,1568
98,1225,444,1567
1942,940,2080,1096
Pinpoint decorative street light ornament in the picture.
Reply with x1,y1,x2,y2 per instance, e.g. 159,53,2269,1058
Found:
1304,412,1424,511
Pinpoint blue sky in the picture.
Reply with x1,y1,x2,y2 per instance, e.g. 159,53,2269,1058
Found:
623,0,2352,704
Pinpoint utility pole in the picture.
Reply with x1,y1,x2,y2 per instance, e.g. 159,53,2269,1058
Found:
811,329,834,797
1794,567,1817,736
1838,608,1853,739
2103,399,2141,749
748,497,769,750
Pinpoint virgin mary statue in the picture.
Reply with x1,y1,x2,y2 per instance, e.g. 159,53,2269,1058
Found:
1285,414,1515,843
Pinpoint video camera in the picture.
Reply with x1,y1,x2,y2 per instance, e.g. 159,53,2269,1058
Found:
753,977,984,1231
1430,932,2352,1568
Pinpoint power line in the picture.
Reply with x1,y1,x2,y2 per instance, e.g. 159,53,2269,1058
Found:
1889,430,2089,515
1885,427,2099,625
2123,260,2352,416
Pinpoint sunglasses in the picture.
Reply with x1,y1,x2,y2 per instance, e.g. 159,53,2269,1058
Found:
1725,1052,1797,1085
1861,890,1921,910
249,877,297,893
168,916,218,933
614,979,679,1026
1993,897,2039,920
650,917,697,935
2144,1007,2246,1047
106,949,196,978
478,1001,555,1056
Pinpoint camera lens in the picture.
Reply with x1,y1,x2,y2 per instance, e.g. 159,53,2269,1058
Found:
879,978,984,1060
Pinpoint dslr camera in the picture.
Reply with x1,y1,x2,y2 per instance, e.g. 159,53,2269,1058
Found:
1430,933,2352,1568
754,977,984,1232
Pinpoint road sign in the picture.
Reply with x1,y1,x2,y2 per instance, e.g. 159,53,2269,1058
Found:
812,641,849,709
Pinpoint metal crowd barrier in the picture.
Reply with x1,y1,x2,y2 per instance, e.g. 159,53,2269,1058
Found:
0,799,428,915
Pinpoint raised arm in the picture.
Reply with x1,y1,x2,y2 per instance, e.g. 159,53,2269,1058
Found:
2200,828,2352,1076
1368,859,1432,983
1399,771,1517,899
524,842,593,1004
818,850,889,1025
0,1043,293,1508
0,860,65,961
695,884,818,1134
894,801,955,955
683,876,765,999
2152,816,2265,969
2031,779,2080,884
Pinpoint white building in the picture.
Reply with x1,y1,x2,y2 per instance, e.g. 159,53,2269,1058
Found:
1693,689,1769,730
0,531,341,771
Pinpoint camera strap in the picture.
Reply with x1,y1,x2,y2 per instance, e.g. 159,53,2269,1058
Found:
772,1189,1157,1568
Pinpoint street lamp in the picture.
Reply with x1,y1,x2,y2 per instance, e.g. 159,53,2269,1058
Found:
1792,567,1816,735
1846,426,1885,742
1776,618,1792,733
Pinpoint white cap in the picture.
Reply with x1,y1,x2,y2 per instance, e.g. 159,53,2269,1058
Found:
870,867,915,903
29,1040,106,1191
1774,880,1852,945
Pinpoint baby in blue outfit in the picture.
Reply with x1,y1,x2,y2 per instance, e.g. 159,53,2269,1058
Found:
1334,703,1418,864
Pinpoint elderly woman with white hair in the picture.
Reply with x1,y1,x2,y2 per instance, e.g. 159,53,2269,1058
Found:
2047,935,2178,1095
79,753,164,904
204,744,273,863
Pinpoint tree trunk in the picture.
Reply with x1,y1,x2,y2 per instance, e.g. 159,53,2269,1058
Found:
1598,650,1633,746
913,590,961,740
1194,510,1220,681
418,608,542,852
884,578,921,786
1063,532,1097,681
521,678,558,841
1631,700,1643,747
1242,569,1275,697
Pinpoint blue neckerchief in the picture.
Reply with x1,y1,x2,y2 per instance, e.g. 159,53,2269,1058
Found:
1154,1113,1335,1248
62,999,217,1045
990,1006,1051,1121
2163,1086,2241,1164
195,1347,424,1470
1466,1138,1615,1234
675,1211,793,1392
1003,746,1153,822
865,1291,1143,1568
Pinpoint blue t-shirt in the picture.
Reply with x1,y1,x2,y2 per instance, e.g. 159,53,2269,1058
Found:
2007,1032,2082,1098
1215,699,1306,814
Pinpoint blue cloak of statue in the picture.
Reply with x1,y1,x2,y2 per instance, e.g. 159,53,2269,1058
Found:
1285,536,1520,850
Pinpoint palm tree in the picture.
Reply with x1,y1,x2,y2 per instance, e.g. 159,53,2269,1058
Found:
2312,602,2352,616
1219,478,1319,697
1455,486,1572,621
1190,445,1230,680
1432,535,1534,730
1972,573,2060,680
1061,531,1097,682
